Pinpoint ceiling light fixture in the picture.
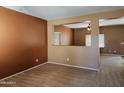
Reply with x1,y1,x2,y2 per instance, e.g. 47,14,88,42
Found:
87,24,91,31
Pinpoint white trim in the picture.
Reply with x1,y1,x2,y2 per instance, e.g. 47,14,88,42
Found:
0,62,48,81
47,61,99,71
101,54,124,56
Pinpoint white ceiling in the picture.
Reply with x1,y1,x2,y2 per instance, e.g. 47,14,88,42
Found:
4,6,124,20
64,21,91,28
64,17,124,29
24,6,124,20
4,6,29,14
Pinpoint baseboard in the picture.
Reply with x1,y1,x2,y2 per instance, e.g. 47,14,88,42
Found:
101,53,124,56
0,62,48,82
47,62,99,71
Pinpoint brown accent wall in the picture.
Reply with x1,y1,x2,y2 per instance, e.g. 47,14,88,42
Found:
100,25,124,54
73,28,91,46
54,25,73,45
0,7,47,79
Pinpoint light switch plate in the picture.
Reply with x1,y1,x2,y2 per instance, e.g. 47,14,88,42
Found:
36,58,39,62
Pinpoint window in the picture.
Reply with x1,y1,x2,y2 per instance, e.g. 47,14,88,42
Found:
85,34,105,47
53,32,61,45
99,34,105,48
85,35,91,46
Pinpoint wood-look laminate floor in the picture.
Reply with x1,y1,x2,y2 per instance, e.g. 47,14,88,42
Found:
0,55,124,87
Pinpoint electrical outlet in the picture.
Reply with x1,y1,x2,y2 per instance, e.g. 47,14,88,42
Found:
121,42,124,45
66,58,70,62
113,50,117,53
36,58,39,62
